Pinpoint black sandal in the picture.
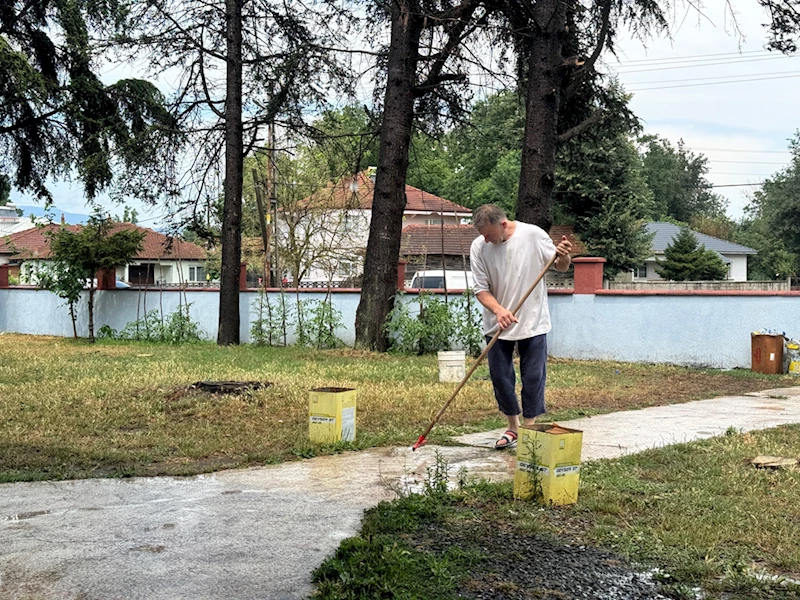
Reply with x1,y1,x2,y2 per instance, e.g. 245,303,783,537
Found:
494,429,517,449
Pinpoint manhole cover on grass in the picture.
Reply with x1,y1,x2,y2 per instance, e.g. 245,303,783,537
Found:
189,381,272,394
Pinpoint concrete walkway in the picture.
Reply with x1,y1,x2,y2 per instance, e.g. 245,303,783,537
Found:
2,388,800,600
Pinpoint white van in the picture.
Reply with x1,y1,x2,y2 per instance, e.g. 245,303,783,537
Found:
409,270,474,291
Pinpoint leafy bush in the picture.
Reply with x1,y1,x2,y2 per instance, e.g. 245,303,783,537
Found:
450,293,483,357
114,306,204,343
251,291,291,346
385,293,481,355
251,292,344,349
305,298,345,349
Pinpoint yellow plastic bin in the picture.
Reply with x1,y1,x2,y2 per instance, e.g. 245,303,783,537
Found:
514,424,583,506
309,387,357,443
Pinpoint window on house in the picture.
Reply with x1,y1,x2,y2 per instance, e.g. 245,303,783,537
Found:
129,264,155,285
424,219,443,226
337,261,356,277
633,264,647,279
188,266,205,282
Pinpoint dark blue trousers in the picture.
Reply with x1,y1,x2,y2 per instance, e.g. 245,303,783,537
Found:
485,334,547,419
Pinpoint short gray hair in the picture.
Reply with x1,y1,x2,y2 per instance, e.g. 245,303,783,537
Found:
472,204,506,229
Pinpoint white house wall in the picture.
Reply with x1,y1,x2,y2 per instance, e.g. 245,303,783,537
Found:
645,254,749,282
123,261,206,285
403,213,464,228
728,256,748,281
278,209,370,283
278,208,471,284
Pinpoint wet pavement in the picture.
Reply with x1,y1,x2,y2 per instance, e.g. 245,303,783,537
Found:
455,388,800,459
2,388,800,600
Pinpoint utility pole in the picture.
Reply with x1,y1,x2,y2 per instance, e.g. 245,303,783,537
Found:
269,123,280,288
252,168,270,288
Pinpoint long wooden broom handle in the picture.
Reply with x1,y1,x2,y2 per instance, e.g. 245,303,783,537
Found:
412,252,559,450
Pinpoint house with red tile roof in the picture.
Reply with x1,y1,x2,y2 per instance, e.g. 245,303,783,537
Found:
0,223,207,285
289,169,472,284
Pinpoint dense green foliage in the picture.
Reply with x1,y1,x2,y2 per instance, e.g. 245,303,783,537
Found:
639,136,727,222
384,293,482,356
736,131,800,279
250,292,346,349
0,0,176,202
0,174,10,205
656,228,727,281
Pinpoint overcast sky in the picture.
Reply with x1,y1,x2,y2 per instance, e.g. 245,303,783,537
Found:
608,1,798,219
10,2,799,224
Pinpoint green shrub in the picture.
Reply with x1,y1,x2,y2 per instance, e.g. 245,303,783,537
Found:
385,293,481,355
115,306,204,343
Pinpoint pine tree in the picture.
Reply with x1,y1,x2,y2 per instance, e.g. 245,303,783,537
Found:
656,228,727,281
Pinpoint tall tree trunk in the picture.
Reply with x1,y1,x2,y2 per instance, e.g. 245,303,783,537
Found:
88,288,95,343
354,0,421,351
70,303,77,339
218,0,244,345
516,0,568,231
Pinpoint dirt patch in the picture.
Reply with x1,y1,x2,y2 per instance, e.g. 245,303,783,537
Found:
410,518,668,600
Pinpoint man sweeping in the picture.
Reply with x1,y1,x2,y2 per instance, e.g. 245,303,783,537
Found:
470,204,573,449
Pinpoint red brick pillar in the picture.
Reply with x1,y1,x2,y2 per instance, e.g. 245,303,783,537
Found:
96,267,116,290
239,263,248,290
397,259,408,291
0,264,9,288
572,257,606,294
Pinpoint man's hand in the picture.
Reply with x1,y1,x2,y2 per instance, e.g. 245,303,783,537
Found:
555,235,572,271
494,306,518,330
556,235,572,257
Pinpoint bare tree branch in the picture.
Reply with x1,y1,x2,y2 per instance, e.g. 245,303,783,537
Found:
556,108,603,145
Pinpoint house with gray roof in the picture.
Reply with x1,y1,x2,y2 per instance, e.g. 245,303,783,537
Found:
631,222,757,282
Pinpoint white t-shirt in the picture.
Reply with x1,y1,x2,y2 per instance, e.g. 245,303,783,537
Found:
470,221,557,340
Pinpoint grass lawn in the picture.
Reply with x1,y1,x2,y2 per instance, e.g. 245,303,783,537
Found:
313,426,800,599
0,333,797,483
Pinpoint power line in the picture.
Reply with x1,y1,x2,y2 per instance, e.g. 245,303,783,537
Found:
691,147,790,154
607,49,772,65
608,55,794,74
702,160,787,165
711,182,766,188
627,69,800,86
628,72,800,91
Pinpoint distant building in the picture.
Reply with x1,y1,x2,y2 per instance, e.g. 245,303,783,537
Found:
0,223,207,285
288,169,471,285
628,222,757,282
0,204,38,236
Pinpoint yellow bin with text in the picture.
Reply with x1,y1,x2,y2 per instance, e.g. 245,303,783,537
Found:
308,387,357,444
513,424,583,506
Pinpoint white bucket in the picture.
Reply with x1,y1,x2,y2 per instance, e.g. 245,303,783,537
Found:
437,350,466,382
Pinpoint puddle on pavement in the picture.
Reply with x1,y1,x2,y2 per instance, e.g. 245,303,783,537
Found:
255,445,517,501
